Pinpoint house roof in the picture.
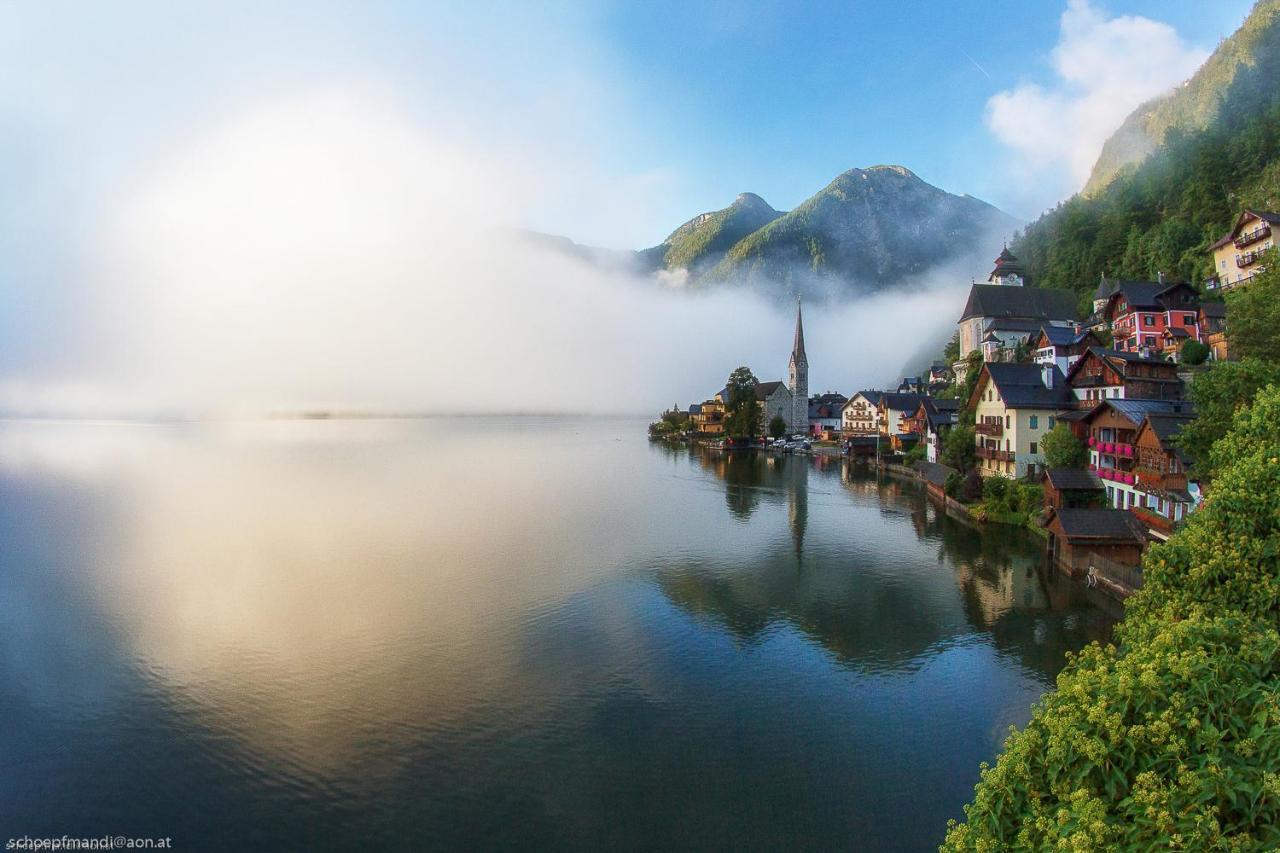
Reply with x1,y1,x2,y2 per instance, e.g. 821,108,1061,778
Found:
1044,468,1104,492
959,284,1080,323
1064,347,1178,385
925,410,957,431
1214,209,1280,248
912,460,957,487
1199,302,1227,319
973,362,1074,410
689,404,702,414
879,392,926,412
983,317,1051,334
1163,326,1191,339
1140,413,1197,466
1081,398,1194,429
1043,508,1147,544
929,398,961,412
1104,280,1198,314
1037,324,1093,347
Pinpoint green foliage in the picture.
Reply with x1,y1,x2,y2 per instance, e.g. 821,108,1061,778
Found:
943,332,961,363
958,352,984,410
768,414,787,440
942,424,977,474
724,366,762,438
1177,359,1280,477
1041,423,1089,469
653,194,782,274
903,444,925,465
648,406,690,437
960,468,984,503
944,471,963,499
1226,255,1280,362
1179,339,1210,366
1010,2,1280,301
944,383,1280,851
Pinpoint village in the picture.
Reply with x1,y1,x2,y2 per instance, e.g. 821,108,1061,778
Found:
651,207,1276,600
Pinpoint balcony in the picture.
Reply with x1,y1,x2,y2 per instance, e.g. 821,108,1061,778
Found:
1131,506,1175,535
1088,437,1135,457
1093,466,1136,485
1236,249,1265,268
1133,467,1188,492
976,445,1014,462
1234,224,1271,249
975,421,1003,437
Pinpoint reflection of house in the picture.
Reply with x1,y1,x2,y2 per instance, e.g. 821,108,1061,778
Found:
1042,508,1146,577
955,249,1078,372
1043,468,1104,511
1100,280,1200,354
1065,347,1183,404
841,391,883,435
1198,302,1229,362
1208,209,1279,291
1080,398,1193,513
969,363,1074,479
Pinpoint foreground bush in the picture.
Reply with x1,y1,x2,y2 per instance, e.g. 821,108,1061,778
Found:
944,387,1280,850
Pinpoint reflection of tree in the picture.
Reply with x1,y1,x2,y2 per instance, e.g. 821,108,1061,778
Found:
655,460,1117,679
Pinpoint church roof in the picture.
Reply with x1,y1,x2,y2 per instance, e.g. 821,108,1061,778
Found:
988,246,1025,281
959,284,1079,323
790,300,807,366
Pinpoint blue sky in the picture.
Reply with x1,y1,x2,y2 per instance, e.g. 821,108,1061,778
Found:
0,1,1261,412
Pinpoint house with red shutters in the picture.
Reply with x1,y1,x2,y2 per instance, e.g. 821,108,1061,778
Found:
1099,279,1200,355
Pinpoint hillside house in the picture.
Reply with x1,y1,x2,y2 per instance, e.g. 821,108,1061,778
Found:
968,362,1074,479
1198,302,1229,362
841,391,883,436
1208,209,1279,291
808,392,848,438
1042,508,1147,578
1080,399,1193,513
1065,347,1184,404
1043,468,1105,511
1032,325,1100,375
1101,280,1200,354
1131,413,1199,536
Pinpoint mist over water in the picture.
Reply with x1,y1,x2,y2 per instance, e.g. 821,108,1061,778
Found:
0,93,992,418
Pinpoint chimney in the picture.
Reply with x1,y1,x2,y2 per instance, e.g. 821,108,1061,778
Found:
1042,364,1055,389
1157,271,1165,285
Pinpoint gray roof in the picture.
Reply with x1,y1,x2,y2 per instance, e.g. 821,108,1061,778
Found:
1085,398,1193,427
1200,302,1227,319
1045,508,1147,543
1045,468,1104,491
983,317,1050,334
981,362,1075,409
879,392,926,412
1104,280,1197,311
1037,324,1092,346
925,410,957,431
912,460,957,487
959,284,1080,323
928,398,961,412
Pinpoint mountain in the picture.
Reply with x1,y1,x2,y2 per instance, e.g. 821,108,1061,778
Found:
1085,1,1280,196
1012,0,1280,301
700,166,1016,293
638,192,783,276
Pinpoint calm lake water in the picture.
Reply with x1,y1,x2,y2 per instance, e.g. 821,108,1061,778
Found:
0,417,1116,851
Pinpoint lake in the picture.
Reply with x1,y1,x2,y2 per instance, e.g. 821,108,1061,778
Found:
0,417,1116,851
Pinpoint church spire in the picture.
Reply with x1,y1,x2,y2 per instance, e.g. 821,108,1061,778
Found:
791,297,808,367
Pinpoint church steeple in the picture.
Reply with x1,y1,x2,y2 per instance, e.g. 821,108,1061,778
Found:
790,298,808,367
788,297,809,434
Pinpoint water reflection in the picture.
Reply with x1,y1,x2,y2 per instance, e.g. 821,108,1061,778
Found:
0,422,1116,852
656,448,1112,678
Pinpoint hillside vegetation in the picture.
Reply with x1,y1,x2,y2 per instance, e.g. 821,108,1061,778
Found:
1013,0,1280,307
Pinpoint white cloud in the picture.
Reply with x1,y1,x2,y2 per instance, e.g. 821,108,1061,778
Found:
986,0,1208,211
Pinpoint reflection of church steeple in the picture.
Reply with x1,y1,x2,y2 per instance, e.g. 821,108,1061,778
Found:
786,457,808,565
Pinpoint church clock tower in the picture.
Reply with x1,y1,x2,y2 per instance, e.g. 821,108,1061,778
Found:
788,298,809,434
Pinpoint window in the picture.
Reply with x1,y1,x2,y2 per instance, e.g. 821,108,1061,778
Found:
1030,442,1038,455
1029,415,1039,429
1048,416,1055,429
1005,414,1010,428
1144,314,1155,327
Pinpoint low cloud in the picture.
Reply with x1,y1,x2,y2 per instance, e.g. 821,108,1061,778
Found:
986,0,1208,212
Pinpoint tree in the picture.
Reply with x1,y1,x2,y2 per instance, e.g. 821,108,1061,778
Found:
958,351,984,407
941,424,976,473
768,414,787,439
1178,339,1210,365
723,366,762,438
945,386,1280,851
943,332,961,363
1040,423,1087,469
1176,358,1280,477
1225,254,1280,362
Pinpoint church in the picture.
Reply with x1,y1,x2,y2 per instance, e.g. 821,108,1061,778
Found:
714,300,809,434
